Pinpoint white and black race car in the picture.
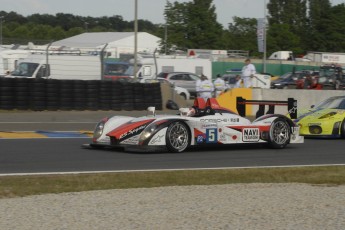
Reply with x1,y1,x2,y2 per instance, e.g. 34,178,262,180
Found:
85,98,303,153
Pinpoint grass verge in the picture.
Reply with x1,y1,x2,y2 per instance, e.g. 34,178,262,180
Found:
1,166,345,198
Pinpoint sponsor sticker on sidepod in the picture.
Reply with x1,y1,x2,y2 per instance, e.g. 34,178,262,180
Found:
242,128,260,142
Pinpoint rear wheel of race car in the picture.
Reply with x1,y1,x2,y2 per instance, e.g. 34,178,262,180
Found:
341,119,345,138
268,118,290,149
166,121,190,153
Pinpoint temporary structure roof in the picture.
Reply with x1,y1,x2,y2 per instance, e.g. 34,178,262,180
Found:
51,32,161,52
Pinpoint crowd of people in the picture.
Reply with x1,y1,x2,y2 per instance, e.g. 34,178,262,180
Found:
196,58,256,101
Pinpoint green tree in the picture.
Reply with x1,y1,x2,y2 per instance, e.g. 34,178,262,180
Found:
326,4,345,51
184,0,223,49
10,25,30,39
266,24,302,54
225,17,258,56
27,24,52,40
27,14,57,27
306,0,333,51
48,26,66,41
108,15,129,31
0,11,27,24
163,0,223,52
163,1,189,52
267,0,308,32
267,0,308,51
66,27,85,37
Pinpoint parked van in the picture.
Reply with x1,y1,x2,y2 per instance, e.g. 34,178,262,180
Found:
0,49,32,76
268,51,294,60
10,54,102,80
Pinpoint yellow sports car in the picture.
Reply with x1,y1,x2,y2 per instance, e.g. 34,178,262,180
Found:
294,96,345,138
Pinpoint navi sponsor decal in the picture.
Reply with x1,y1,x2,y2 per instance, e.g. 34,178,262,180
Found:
242,128,260,142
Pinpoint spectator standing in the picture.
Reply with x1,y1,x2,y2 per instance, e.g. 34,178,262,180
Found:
241,59,256,88
213,74,226,97
196,75,214,101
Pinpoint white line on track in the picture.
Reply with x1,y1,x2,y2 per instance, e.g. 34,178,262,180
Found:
1,164,345,177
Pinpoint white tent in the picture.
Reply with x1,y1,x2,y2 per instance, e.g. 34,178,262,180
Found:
51,32,162,58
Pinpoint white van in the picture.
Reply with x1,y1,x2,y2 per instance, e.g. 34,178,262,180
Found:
268,51,294,60
10,54,102,80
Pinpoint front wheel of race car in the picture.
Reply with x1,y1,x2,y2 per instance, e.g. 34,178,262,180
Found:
268,118,291,149
166,121,190,153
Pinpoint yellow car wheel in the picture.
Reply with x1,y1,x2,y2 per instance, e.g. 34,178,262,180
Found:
341,119,345,138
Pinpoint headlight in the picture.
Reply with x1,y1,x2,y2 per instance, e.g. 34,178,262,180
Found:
93,118,109,139
318,112,337,119
139,123,158,142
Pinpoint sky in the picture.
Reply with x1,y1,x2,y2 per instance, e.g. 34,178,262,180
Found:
1,0,345,28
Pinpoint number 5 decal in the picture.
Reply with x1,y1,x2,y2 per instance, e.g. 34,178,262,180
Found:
206,128,218,143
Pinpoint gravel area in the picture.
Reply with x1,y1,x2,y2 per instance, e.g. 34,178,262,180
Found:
0,183,344,230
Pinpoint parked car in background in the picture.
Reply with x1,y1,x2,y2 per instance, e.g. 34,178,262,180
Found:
295,71,322,89
157,72,200,97
222,74,239,89
271,70,316,89
261,72,279,81
316,64,345,90
140,77,190,100
223,69,271,89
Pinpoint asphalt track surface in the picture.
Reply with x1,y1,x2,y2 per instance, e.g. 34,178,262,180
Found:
1,110,345,174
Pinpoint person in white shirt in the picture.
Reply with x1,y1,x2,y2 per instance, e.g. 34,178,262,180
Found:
213,74,226,97
241,58,256,88
196,75,214,101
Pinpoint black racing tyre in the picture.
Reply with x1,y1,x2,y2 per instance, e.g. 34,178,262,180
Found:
165,121,190,153
268,118,291,149
341,119,345,138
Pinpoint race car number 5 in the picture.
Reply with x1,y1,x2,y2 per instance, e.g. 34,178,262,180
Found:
206,128,218,143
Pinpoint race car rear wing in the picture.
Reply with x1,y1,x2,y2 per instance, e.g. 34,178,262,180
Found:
236,97,297,119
